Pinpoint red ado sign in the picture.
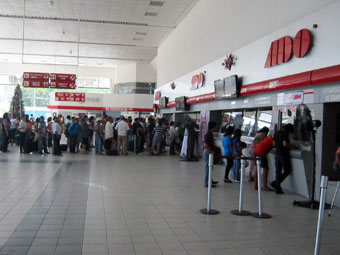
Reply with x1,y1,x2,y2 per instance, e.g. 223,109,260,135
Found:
265,28,312,68
191,72,205,90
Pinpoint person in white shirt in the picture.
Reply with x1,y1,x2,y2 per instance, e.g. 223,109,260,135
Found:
52,117,62,156
115,116,130,156
18,115,27,153
104,117,113,153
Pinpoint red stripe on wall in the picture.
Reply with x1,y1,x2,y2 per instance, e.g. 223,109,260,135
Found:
47,105,153,112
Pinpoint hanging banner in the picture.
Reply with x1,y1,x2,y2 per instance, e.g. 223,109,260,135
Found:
55,92,85,102
23,80,49,88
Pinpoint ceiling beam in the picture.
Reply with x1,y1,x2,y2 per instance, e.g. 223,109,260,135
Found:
0,13,176,29
0,37,158,49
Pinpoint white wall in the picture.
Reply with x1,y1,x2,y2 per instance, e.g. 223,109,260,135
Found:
155,1,340,102
136,63,157,83
115,63,137,84
115,62,156,84
157,0,337,86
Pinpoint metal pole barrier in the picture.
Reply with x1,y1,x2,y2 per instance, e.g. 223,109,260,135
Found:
252,158,271,219
200,153,219,215
328,181,339,217
231,158,251,216
314,175,328,255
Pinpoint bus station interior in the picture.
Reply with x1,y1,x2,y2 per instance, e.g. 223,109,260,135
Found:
1,0,340,254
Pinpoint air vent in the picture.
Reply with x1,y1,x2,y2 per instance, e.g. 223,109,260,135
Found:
136,32,147,36
133,37,143,41
145,12,158,17
150,1,164,6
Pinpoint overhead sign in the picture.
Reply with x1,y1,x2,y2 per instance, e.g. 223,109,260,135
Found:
23,80,49,88
55,92,85,102
50,81,76,89
22,72,77,89
284,91,304,104
191,72,205,90
265,28,312,68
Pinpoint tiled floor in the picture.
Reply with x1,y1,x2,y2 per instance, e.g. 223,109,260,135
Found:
0,147,339,255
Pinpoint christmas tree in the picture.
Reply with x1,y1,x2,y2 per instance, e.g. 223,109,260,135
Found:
10,84,25,120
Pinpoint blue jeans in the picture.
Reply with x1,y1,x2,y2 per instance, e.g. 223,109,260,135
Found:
38,136,48,153
203,149,211,186
95,133,102,154
233,153,241,180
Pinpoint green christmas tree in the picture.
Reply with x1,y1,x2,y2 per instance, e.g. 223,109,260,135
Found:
10,84,25,120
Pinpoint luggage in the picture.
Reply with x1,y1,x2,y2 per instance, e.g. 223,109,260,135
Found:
60,144,68,152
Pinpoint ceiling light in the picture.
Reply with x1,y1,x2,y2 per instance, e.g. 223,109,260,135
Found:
133,37,143,41
69,49,72,54
150,1,164,6
145,12,158,17
49,0,54,6
62,30,65,35
41,60,48,63
136,32,147,36
97,63,103,65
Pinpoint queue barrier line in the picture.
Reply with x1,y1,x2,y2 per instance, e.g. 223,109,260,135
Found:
200,154,271,219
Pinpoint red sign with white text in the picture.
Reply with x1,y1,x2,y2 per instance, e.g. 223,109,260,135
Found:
23,80,49,88
23,72,49,80
50,81,76,89
50,73,77,82
55,92,85,102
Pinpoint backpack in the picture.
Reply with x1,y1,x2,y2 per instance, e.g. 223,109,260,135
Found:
64,123,71,137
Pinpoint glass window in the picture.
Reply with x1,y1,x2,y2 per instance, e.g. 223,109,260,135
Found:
220,111,243,133
257,110,272,131
242,110,257,137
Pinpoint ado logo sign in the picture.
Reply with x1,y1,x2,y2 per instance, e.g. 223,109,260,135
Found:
191,72,205,90
265,29,312,68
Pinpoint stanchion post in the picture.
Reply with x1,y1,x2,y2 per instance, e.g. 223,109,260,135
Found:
231,158,251,216
314,175,328,255
252,158,271,219
200,153,219,215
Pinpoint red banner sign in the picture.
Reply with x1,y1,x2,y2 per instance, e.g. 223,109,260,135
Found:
50,81,76,89
23,80,49,88
50,73,77,82
55,92,85,102
23,72,49,80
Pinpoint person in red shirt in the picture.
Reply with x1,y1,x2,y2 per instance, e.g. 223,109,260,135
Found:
254,134,274,191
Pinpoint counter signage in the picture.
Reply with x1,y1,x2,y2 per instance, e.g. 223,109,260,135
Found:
284,91,304,105
55,92,85,102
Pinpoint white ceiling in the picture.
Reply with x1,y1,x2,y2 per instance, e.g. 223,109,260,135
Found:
0,0,198,66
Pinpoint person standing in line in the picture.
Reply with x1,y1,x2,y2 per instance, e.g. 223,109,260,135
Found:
1,113,10,153
10,115,18,146
232,129,243,182
152,119,165,156
272,123,297,194
47,117,53,147
52,117,62,156
88,116,95,149
38,116,49,155
18,115,27,153
81,115,89,154
133,118,144,155
203,121,219,187
222,126,234,183
104,117,114,154
68,117,79,153
115,116,130,156
147,117,155,155
169,121,178,155
94,118,104,155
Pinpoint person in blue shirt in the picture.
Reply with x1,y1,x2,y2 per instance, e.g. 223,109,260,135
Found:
232,129,243,181
222,126,234,183
68,117,79,153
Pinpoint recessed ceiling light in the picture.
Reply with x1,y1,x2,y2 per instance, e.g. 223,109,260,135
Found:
150,1,164,7
41,60,48,63
97,63,103,65
145,12,158,17
133,37,143,41
136,32,147,36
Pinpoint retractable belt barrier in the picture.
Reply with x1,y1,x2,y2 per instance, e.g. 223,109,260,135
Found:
200,154,271,219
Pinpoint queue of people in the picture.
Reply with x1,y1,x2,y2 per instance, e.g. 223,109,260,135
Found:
205,120,297,195
0,112,183,158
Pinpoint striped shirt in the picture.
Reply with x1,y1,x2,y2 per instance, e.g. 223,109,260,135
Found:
154,124,165,136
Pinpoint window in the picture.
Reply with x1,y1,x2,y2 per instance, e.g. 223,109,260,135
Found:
115,82,156,95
